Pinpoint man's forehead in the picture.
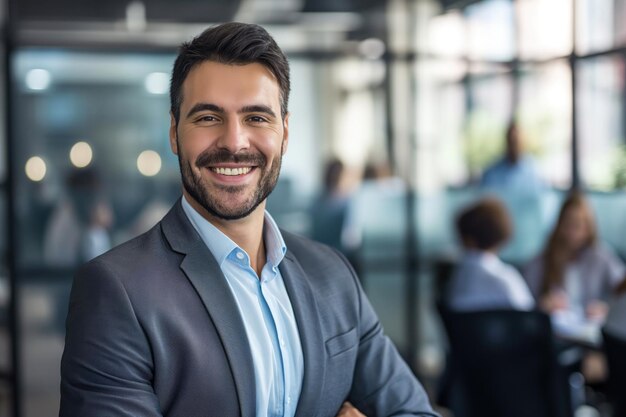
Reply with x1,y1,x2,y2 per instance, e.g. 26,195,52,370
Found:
181,61,281,107
185,61,277,86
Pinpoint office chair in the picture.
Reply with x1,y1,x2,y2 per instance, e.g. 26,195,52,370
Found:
438,308,572,417
602,329,626,417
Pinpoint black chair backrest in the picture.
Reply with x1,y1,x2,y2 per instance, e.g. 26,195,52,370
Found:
602,329,626,417
438,307,571,417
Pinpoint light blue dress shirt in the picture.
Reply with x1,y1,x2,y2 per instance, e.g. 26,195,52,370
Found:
182,197,304,417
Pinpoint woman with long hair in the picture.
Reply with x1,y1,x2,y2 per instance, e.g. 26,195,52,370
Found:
524,191,626,321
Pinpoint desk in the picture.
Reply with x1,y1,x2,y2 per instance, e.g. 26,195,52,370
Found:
552,312,603,350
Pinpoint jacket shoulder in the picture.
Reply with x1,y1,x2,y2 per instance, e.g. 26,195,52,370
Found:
281,229,348,266
77,222,177,281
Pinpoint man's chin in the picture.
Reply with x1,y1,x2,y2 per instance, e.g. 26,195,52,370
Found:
206,203,260,221
198,194,261,221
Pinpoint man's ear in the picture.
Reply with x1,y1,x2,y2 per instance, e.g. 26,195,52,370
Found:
169,112,178,155
281,112,290,155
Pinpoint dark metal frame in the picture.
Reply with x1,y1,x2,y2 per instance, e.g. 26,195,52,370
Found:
4,0,21,414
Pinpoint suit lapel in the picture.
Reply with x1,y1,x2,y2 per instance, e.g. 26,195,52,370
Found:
280,252,325,417
161,201,255,417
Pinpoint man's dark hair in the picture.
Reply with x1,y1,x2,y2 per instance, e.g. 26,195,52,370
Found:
456,197,512,251
170,22,290,123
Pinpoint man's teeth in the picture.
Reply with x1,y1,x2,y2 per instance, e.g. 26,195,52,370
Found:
212,167,252,176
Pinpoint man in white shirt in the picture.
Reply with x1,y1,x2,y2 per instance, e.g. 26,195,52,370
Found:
447,197,535,311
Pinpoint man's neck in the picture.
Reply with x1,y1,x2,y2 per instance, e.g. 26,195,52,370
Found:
184,192,267,276
506,153,521,164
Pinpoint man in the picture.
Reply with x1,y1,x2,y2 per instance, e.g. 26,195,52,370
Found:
480,121,545,192
446,198,535,312
60,22,438,417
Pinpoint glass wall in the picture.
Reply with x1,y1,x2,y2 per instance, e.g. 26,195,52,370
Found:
577,55,625,190
13,52,178,269
518,60,572,188
12,51,179,416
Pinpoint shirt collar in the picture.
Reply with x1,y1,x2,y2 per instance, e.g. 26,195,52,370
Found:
263,209,287,269
181,196,287,268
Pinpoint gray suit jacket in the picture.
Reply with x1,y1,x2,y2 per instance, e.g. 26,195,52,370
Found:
60,200,438,417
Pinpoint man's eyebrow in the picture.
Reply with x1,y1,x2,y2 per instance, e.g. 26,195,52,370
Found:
240,105,276,118
186,103,224,119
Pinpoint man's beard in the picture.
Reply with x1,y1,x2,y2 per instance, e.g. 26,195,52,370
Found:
178,141,283,221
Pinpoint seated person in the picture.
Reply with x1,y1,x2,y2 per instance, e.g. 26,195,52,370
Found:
524,191,626,324
446,197,535,311
604,279,626,339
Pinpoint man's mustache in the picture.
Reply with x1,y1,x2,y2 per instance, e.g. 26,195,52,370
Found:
195,149,266,168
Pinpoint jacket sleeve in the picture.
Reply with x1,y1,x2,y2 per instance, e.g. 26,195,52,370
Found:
335,252,440,417
60,259,163,417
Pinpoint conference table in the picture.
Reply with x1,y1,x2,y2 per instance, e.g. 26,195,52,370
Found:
551,310,603,350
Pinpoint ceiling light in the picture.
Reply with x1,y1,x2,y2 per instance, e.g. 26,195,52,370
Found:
137,150,162,176
25,69,51,91
70,141,93,168
145,72,169,95
25,156,47,181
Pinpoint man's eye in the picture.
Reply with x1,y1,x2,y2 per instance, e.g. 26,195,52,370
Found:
198,115,217,122
248,116,267,123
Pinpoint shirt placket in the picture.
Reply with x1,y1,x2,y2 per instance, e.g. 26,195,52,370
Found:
257,267,286,417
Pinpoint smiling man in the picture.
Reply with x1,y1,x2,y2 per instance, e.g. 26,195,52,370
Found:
60,22,438,417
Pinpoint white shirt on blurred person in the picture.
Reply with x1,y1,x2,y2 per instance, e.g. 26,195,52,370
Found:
447,250,535,312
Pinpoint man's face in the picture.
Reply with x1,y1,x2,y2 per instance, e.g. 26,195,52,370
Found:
170,61,289,221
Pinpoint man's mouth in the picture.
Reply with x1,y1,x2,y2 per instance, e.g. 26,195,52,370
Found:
210,167,253,176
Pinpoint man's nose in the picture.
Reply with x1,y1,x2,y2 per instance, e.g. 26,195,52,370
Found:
216,119,250,153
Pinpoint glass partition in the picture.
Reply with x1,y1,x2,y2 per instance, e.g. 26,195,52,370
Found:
518,60,573,188
576,0,614,54
576,0,626,55
11,50,178,417
465,0,515,62
13,51,178,269
517,0,573,60
465,72,515,179
577,54,626,190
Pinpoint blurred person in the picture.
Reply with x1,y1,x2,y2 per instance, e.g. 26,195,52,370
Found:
341,160,406,252
60,23,438,417
309,157,353,252
524,191,626,324
480,121,545,193
43,168,113,266
125,180,181,239
446,197,535,311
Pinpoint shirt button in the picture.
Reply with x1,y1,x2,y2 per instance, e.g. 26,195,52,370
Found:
236,251,244,260
280,339,286,348
287,396,292,404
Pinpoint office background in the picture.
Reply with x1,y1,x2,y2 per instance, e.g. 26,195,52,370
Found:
1,0,626,415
